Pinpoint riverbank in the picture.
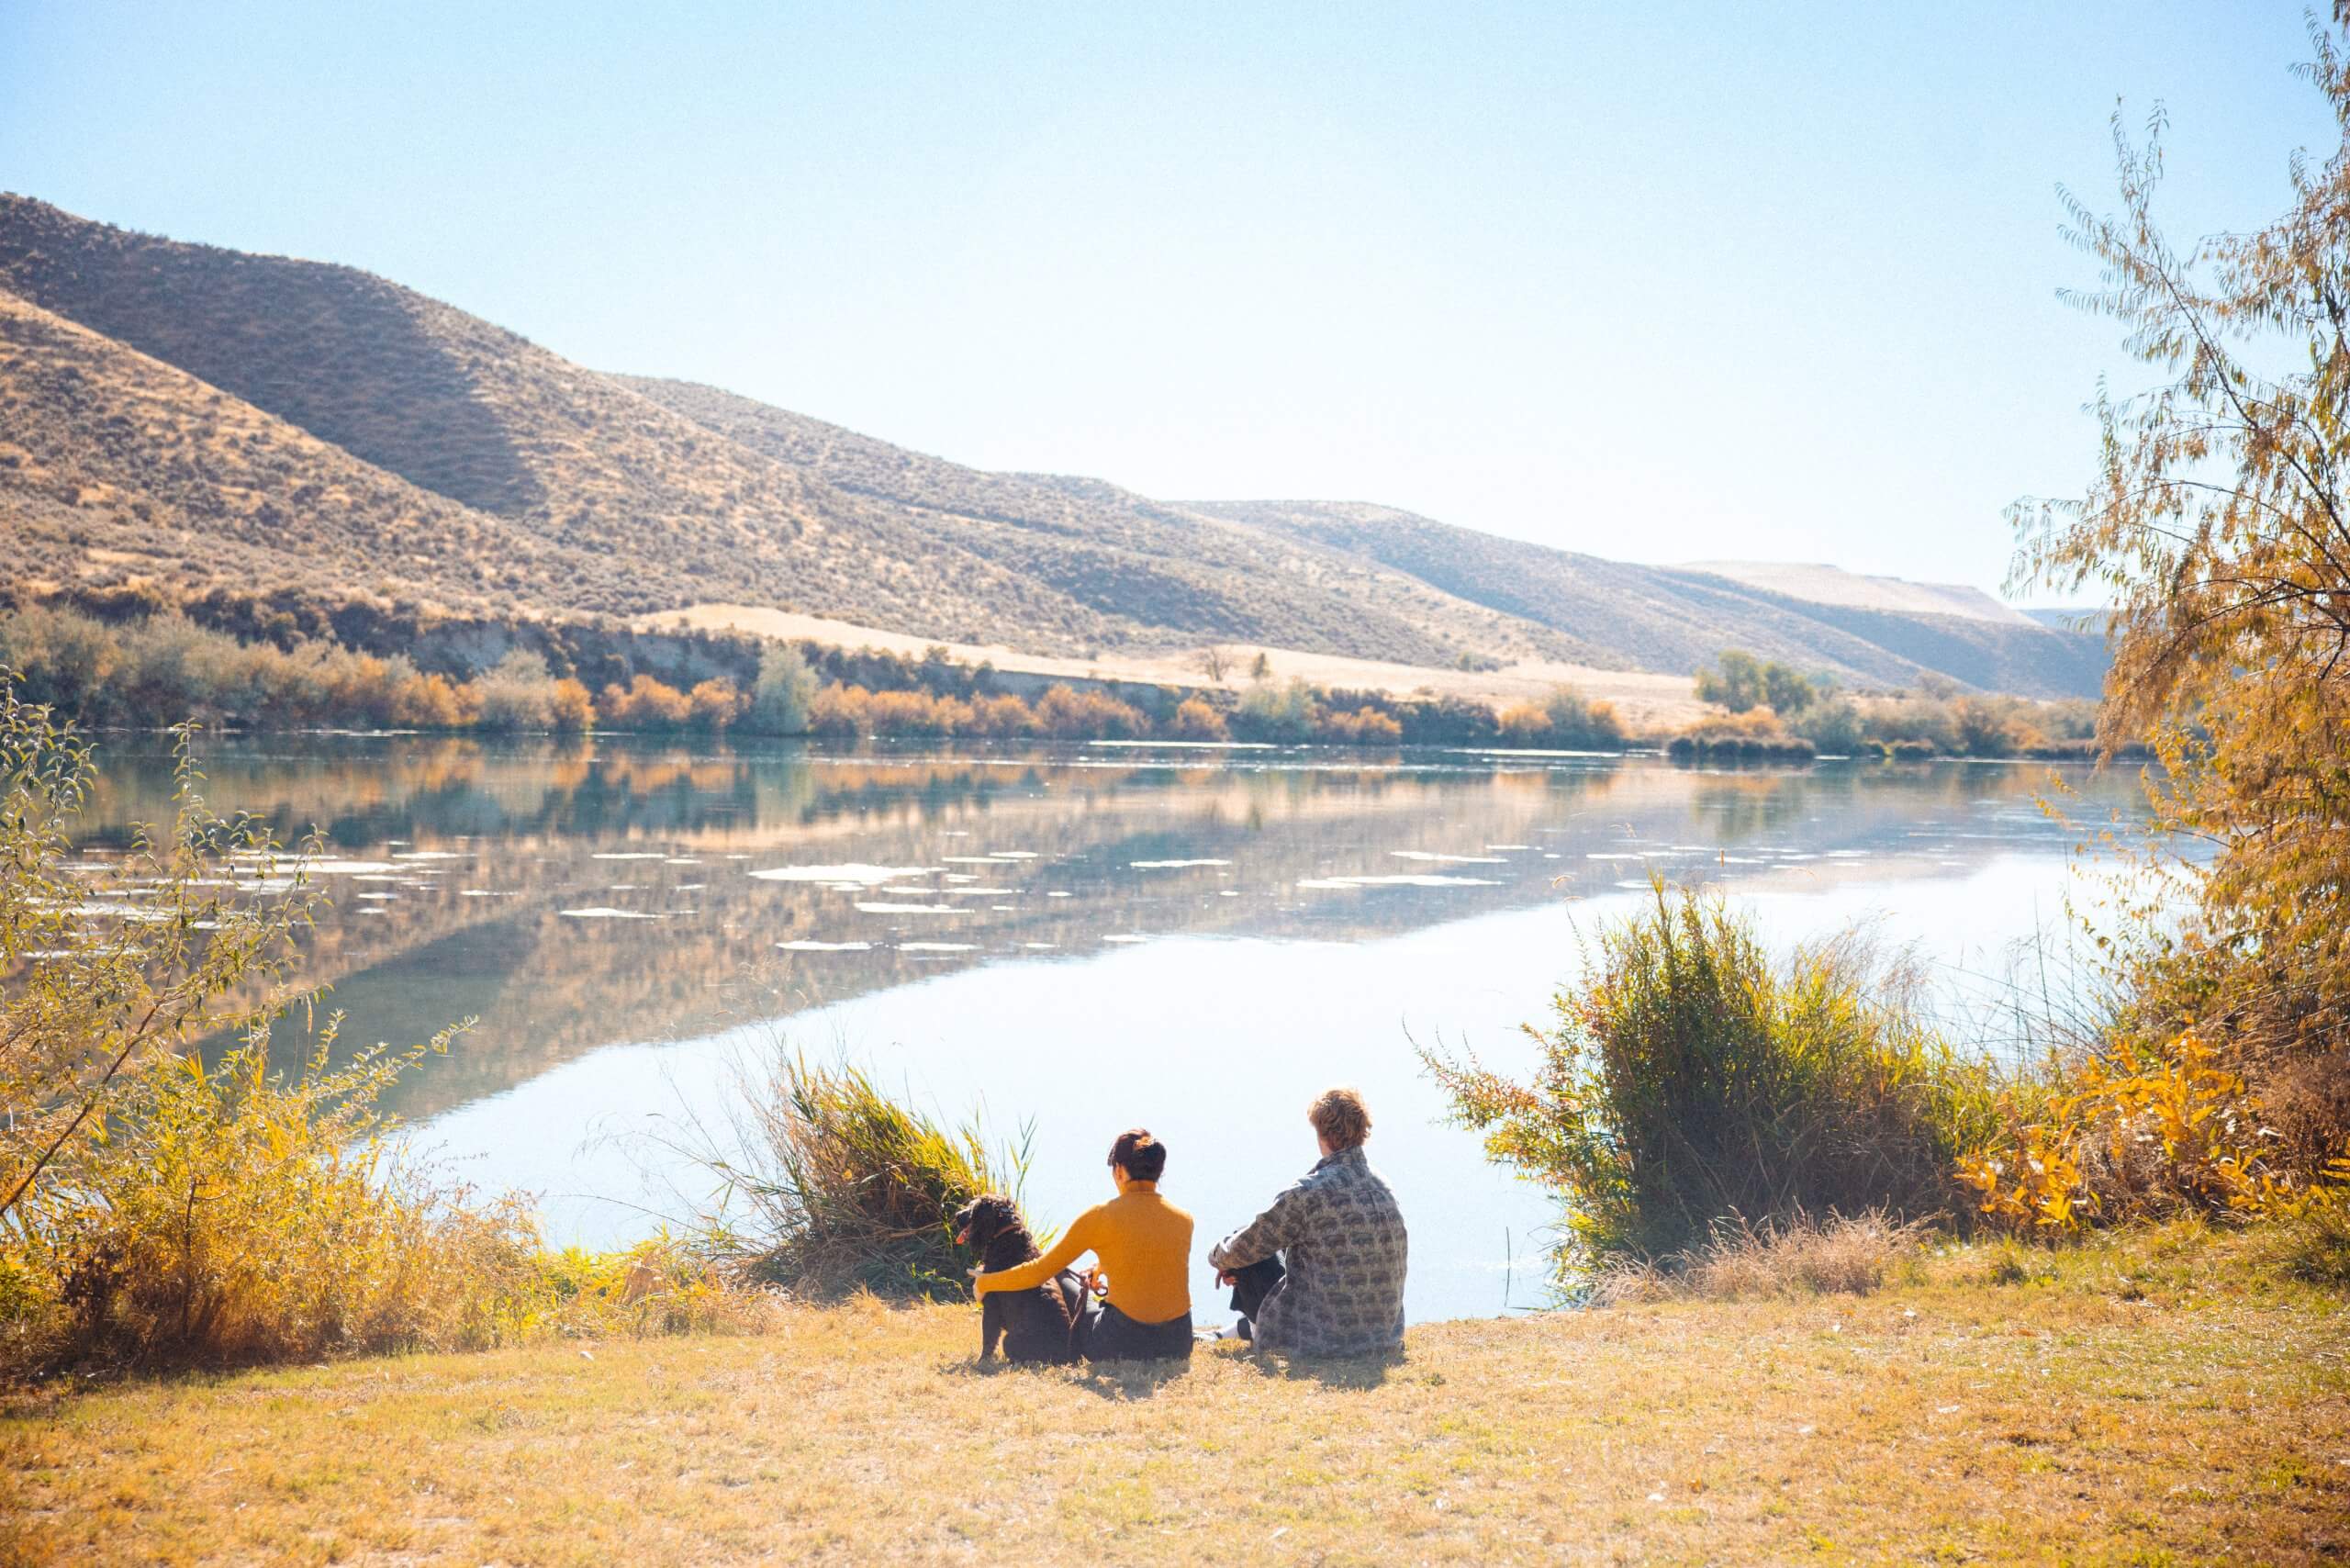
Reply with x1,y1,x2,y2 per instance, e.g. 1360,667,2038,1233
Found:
6,1224,2342,1565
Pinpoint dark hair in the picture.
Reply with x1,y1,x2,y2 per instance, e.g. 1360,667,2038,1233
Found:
1107,1127,1167,1182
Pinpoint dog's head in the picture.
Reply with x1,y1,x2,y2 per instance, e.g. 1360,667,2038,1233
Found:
953,1193,1027,1256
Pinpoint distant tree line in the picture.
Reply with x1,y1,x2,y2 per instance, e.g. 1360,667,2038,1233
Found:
0,601,1632,749
1682,648,2131,761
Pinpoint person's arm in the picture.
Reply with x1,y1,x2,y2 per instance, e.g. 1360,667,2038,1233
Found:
1208,1182,1308,1272
973,1209,1093,1296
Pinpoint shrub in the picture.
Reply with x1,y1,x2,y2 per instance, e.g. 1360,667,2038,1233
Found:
1318,705,1404,745
1956,1032,2350,1232
1544,686,1626,748
1496,702,1550,743
470,648,558,732
395,670,476,728
0,692,550,1372
809,684,871,737
1425,881,2002,1281
688,678,744,731
1032,684,1146,739
549,677,597,732
601,674,693,730
1233,678,1315,742
9,1016,550,1371
745,643,819,735
966,692,1039,738
1790,695,1866,754
690,1055,1029,1301
1695,651,1818,716
866,689,957,735
1168,696,1228,740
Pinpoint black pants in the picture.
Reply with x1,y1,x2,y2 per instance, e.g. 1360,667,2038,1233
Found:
1077,1300,1193,1361
1225,1255,1286,1338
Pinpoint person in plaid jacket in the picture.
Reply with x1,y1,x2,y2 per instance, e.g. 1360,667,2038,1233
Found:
1208,1087,1408,1357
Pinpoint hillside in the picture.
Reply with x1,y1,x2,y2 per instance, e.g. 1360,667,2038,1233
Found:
1682,559,2036,625
0,286,562,610
0,194,2107,696
619,376,1569,666
1190,499,2109,697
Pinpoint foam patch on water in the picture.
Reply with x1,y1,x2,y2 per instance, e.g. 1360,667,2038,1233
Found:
560,907,664,920
989,851,1040,860
855,902,965,914
1023,941,1058,949
751,864,939,885
777,939,871,952
1485,844,1531,851
1046,890,1073,899
899,941,978,952
1129,858,1232,869
1390,851,1506,865
1584,852,1645,861
394,850,466,862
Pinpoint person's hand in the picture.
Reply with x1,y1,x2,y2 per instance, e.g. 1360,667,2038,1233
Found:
1217,1271,1237,1286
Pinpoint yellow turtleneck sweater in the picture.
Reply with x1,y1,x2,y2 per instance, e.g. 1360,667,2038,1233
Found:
973,1182,1193,1325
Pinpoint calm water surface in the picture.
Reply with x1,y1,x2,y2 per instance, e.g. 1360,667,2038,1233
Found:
82,736,2150,1324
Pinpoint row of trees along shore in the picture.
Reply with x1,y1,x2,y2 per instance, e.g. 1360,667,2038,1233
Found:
10,18,2350,1377
3,597,2121,758
0,600,1640,747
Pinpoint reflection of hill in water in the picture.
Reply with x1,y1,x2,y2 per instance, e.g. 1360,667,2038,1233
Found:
81,737,2133,1123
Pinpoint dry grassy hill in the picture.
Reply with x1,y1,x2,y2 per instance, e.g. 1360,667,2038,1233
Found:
620,376,1571,666
1191,498,2108,697
0,286,559,610
0,194,2109,696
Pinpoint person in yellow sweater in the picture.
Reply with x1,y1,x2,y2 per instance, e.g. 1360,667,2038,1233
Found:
971,1127,1194,1361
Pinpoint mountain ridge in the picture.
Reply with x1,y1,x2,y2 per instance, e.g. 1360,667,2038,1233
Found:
0,193,2107,698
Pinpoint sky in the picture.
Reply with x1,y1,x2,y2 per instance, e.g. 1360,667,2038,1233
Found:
0,1,2325,597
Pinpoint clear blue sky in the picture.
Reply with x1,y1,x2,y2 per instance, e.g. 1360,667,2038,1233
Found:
0,1,2324,595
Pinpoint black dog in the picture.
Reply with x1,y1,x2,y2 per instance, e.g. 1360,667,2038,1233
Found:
955,1193,1085,1364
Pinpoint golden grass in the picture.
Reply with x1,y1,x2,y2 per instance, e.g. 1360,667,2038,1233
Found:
1594,1212,1931,1305
3,1225,2343,1565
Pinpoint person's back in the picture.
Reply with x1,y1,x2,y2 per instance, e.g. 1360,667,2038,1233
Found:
1210,1088,1408,1358
1058,1182,1192,1326
974,1127,1195,1361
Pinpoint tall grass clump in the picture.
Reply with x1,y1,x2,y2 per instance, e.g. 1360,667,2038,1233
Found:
688,1054,1029,1301
1426,880,2003,1282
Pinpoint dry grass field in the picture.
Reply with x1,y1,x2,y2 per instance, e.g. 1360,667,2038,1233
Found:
648,601,1713,730
5,1224,2342,1566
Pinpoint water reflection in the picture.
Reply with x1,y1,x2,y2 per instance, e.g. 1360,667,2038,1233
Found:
73,735,2151,1318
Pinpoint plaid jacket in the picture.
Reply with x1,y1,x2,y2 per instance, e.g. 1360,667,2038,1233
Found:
1209,1146,1407,1357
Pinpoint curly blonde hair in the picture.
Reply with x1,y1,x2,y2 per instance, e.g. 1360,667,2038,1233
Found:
1308,1086,1371,1151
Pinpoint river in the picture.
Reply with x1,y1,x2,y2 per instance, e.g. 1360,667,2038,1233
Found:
74,734,2152,1323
